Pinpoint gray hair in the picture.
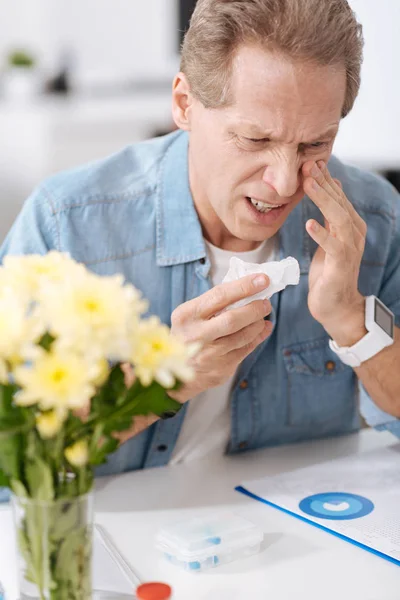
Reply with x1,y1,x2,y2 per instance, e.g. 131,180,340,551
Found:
181,0,364,117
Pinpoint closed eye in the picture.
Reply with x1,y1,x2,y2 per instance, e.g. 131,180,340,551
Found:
300,141,330,152
247,137,270,143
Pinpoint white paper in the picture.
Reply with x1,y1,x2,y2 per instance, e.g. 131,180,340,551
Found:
222,256,300,310
240,445,400,563
93,527,134,595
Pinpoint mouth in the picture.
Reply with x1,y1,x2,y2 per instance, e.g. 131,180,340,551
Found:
245,196,290,224
246,197,287,213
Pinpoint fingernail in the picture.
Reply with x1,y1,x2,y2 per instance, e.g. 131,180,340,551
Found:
253,275,268,289
312,220,319,231
311,164,319,177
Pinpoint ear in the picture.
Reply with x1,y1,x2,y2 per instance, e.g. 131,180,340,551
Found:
172,72,194,132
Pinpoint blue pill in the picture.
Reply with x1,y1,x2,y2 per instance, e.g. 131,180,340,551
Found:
189,561,201,570
206,536,221,545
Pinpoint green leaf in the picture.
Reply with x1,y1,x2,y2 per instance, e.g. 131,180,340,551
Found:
55,525,92,598
90,436,119,466
0,436,22,480
103,415,133,435
26,458,54,501
92,363,125,411
16,522,36,583
10,479,28,497
127,382,182,417
38,332,55,352
0,467,10,487
0,414,34,437
0,383,19,416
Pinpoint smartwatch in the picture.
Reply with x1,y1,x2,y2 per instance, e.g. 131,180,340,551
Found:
329,295,395,367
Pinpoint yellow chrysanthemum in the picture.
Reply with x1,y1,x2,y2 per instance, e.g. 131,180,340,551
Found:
92,358,110,387
2,252,83,301
13,349,98,411
36,409,65,439
0,289,44,364
38,271,147,361
65,439,89,468
130,316,197,388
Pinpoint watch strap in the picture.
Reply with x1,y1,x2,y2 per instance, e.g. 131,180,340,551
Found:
329,331,379,367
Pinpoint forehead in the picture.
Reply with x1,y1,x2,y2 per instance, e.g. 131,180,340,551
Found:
226,45,346,138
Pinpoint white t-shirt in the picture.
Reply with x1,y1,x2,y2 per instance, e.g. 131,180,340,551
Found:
169,236,277,465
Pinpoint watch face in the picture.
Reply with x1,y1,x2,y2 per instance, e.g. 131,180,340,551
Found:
374,298,394,337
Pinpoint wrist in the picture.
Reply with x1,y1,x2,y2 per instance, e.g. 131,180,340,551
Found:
322,295,367,347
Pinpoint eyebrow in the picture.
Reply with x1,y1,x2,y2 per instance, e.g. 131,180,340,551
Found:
236,123,339,143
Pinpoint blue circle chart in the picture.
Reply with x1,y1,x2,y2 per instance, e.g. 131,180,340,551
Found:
299,492,374,520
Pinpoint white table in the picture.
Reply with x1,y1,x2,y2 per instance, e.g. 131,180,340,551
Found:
1,429,399,599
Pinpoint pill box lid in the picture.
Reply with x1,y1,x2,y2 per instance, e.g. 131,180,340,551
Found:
156,512,263,561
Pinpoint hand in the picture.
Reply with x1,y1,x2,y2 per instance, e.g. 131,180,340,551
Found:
302,160,367,341
169,274,273,402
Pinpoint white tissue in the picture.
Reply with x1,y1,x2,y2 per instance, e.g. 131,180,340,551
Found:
222,256,300,310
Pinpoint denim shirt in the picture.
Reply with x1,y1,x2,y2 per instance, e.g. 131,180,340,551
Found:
1,130,399,485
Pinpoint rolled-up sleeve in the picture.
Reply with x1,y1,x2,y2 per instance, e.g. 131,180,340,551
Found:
0,185,58,261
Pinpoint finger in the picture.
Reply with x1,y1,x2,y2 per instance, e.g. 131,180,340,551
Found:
333,177,343,190
227,320,273,363
200,297,271,342
213,318,267,354
303,160,336,196
304,177,353,240
74,402,90,422
317,161,341,194
121,362,136,388
332,178,367,238
195,273,270,319
306,162,362,237
306,219,343,257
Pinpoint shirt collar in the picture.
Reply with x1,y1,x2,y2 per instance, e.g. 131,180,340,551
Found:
156,131,206,267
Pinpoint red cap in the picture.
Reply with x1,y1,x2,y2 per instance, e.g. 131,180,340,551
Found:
136,582,172,600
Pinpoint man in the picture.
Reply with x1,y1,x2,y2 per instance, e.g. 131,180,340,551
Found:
1,0,399,479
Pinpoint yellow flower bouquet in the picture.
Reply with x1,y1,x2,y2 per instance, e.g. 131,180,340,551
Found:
0,252,196,600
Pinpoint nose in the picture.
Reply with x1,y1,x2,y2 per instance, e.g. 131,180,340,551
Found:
262,157,300,198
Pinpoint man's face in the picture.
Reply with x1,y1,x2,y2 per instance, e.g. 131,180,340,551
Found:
182,45,346,249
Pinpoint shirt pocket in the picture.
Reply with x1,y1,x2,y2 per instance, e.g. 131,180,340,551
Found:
282,337,357,433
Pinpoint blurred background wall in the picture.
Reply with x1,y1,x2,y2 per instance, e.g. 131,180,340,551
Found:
0,0,399,243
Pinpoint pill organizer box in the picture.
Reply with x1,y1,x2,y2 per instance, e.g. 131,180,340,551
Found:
155,512,264,572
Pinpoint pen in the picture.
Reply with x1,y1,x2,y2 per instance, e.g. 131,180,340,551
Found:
94,523,141,589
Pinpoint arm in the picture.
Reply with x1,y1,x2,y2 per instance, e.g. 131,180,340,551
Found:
0,186,58,260
322,301,400,418
303,160,400,418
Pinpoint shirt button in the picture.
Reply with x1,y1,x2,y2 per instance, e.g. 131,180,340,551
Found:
157,444,168,452
325,360,336,372
239,379,249,390
238,441,248,450
199,257,206,264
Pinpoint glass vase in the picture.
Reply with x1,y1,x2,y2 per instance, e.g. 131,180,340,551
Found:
11,491,93,600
